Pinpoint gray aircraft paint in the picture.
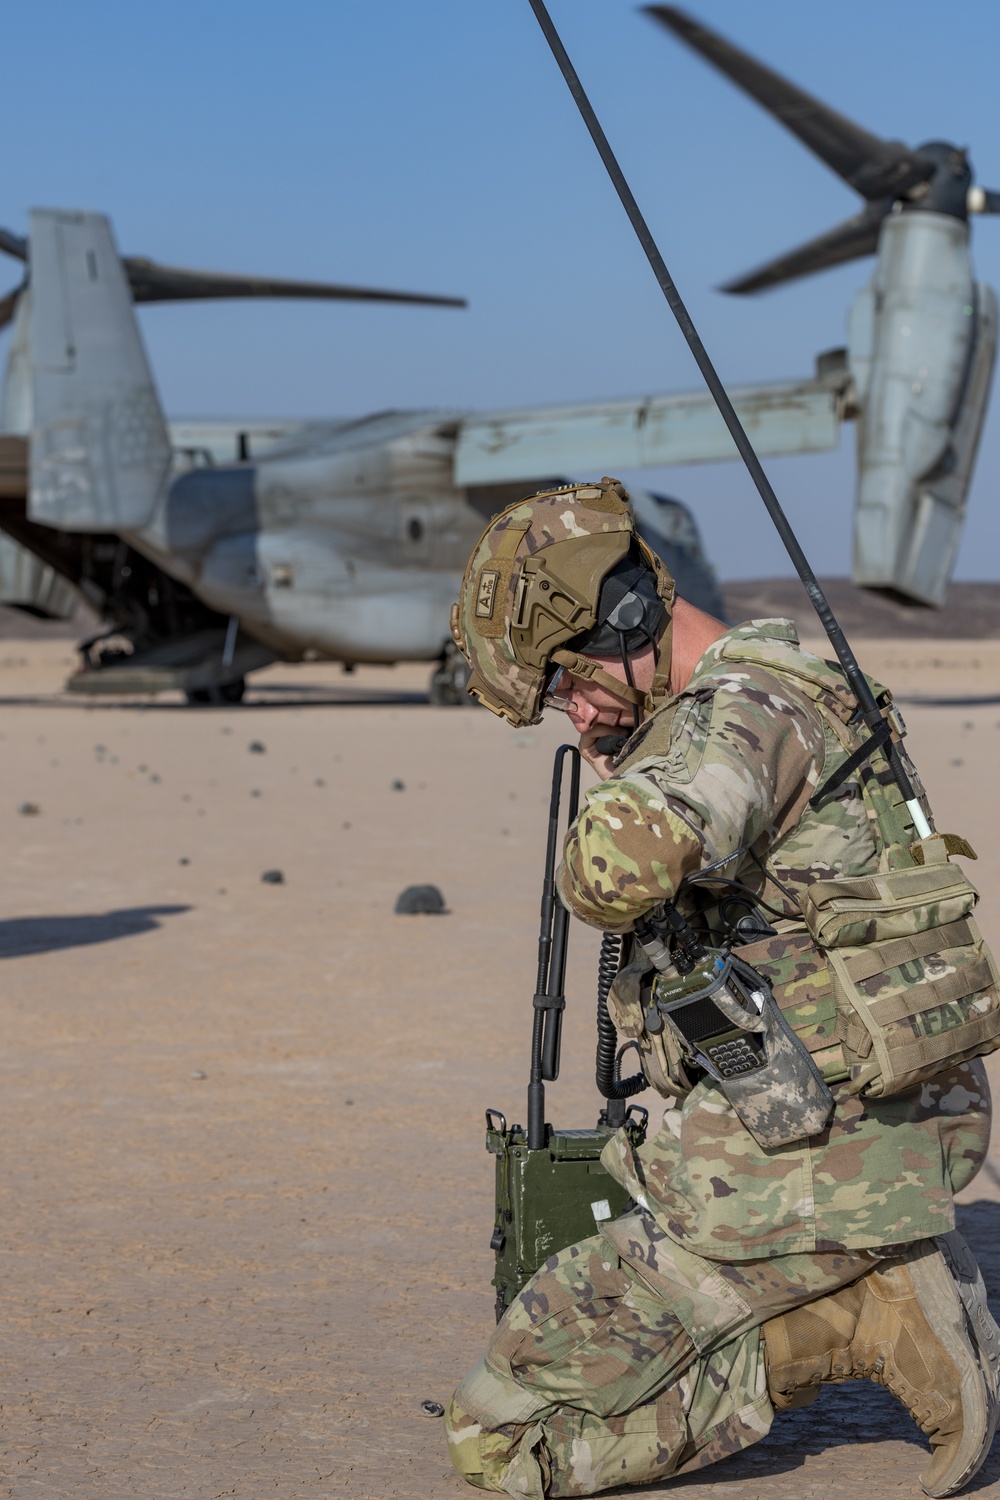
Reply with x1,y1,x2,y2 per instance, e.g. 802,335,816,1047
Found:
849,209,998,604
2,184,996,693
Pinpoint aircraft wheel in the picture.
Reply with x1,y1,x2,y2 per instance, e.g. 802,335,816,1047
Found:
184,677,246,706
428,643,472,706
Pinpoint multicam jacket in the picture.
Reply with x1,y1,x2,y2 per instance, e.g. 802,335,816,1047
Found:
557,618,991,1260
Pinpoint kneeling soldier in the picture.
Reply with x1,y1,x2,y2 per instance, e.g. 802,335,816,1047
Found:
445,478,1000,1498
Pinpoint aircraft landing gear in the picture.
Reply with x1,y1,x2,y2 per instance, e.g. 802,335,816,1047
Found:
185,677,247,706
428,642,472,706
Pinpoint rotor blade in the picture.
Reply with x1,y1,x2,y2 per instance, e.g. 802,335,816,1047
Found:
122,257,466,309
722,205,887,294
0,282,24,330
968,187,1000,214
644,6,935,202
0,229,27,262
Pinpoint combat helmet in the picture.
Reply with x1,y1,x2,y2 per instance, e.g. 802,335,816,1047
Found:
450,478,675,727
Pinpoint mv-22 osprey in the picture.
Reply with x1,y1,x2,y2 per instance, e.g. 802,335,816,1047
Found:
0,5,996,704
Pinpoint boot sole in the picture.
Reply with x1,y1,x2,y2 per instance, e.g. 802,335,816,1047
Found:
912,1232,1000,1498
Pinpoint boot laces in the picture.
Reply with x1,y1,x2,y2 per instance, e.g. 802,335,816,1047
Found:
855,1352,936,1433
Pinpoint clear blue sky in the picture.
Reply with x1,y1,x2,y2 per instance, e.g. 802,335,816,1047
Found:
5,1,1000,582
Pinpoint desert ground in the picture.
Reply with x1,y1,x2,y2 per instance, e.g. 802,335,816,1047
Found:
0,613,999,1498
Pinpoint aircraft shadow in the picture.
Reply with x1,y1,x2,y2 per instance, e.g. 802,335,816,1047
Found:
0,904,191,957
0,692,431,712
898,694,1000,708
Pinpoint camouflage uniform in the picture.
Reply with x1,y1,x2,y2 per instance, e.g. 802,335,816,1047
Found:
447,619,991,1496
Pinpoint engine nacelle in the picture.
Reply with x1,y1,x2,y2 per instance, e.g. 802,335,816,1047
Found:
850,209,998,604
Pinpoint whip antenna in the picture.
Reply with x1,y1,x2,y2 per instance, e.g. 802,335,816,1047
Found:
526,0,930,839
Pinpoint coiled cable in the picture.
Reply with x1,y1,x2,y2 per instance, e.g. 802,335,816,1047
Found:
595,932,648,1099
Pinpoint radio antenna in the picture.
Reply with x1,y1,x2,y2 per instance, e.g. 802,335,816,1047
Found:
526,0,930,839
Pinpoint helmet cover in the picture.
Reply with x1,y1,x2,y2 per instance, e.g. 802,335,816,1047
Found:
450,477,675,726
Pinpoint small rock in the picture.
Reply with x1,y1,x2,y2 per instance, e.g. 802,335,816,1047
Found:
261,869,285,884
395,884,447,915
314,778,325,788
345,1098,354,1106
191,1070,207,1080
138,764,148,773
391,778,405,791
250,789,262,798
342,821,351,830
18,802,40,816
419,1400,445,1419
179,857,190,866
248,741,266,754
150,774,161,783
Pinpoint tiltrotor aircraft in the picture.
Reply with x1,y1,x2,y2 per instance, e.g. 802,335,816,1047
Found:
0,6,995,705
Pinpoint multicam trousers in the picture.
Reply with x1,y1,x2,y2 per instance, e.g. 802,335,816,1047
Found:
446,1211,882,1497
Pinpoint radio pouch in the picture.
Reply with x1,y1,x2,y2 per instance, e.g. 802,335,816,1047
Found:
649,952,834,1149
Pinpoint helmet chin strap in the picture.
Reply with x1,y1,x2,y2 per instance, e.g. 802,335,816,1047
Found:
549,648,645,705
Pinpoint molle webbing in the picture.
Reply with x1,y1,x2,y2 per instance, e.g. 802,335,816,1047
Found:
842,916,974,984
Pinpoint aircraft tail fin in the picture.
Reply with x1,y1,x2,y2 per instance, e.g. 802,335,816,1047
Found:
28,209,171,531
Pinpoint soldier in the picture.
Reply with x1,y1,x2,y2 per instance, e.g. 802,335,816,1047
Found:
444,477,1000,1498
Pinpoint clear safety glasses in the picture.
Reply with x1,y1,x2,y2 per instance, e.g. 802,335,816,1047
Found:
542,667,580,714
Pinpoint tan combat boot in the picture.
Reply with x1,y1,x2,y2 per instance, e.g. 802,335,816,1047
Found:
762,1231,1000,1498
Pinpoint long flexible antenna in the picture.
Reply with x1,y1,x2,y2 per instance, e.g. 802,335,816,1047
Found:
526,0,930,840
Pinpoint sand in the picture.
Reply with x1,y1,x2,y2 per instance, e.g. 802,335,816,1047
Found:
0,638,997,1498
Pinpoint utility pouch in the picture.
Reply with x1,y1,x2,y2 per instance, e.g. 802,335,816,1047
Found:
648,952,834,1149
608,952,697,1101
801,835,1000,1097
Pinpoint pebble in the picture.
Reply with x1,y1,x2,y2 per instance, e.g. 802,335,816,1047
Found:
261,869,285,884
179,857,190,866
18,802,40,816
248,741,266,754
419,1400,445,1419
395,884,447,915
191,1070,207,1080
391,779,405,791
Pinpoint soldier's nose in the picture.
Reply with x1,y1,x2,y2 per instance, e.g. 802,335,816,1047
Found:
568,699,599,732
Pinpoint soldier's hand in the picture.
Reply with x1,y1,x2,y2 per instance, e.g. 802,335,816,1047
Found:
578,726,618,780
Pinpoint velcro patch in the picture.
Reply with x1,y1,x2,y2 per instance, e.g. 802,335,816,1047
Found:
476,569,500,619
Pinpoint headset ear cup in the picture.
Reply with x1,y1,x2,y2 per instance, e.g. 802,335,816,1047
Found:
576,559,666,656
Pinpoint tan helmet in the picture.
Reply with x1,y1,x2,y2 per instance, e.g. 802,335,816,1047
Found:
450,477,675,727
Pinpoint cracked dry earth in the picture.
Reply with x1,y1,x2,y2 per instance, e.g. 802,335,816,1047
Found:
0,640,998,1498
